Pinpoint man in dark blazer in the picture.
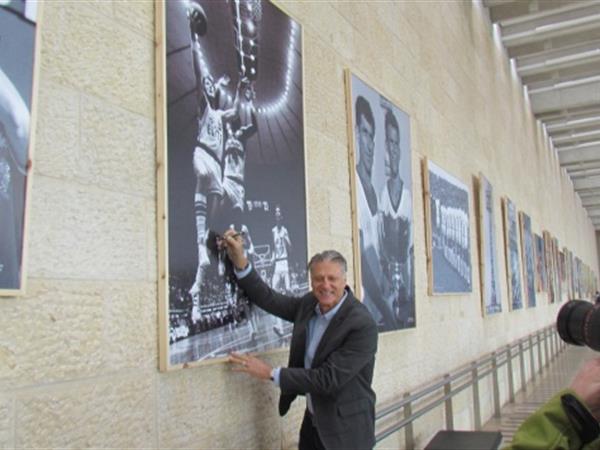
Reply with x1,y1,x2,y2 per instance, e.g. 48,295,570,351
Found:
223,229,378,450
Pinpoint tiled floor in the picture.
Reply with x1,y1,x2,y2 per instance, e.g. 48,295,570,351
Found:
482,345,597,446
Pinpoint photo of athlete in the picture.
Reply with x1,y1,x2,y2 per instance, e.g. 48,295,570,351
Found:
160,0,308,368
349,73,415,332
0,1,38,294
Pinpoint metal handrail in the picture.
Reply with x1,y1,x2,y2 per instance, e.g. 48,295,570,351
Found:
374,325,563,447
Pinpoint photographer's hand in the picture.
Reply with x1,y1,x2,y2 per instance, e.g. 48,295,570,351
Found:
570,357,600,420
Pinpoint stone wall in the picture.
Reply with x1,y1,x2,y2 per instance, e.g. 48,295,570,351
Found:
0,1,597,448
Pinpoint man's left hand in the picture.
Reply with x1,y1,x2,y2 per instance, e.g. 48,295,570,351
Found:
229,352,273,380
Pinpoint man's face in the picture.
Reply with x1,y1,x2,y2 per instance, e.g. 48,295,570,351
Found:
203,76,215,97
310,260,346,313
356,114,375,175
384,124,401,178
275,207,282,223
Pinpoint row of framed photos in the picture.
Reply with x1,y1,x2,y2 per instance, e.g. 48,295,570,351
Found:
155,0,598,371
1,0,595,371
474,173,596,316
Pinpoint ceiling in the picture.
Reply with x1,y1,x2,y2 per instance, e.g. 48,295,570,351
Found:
483,0,600,229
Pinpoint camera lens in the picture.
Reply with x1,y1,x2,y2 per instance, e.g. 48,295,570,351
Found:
557,300,600,352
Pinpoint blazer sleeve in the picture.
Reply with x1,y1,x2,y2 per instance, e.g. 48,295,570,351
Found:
237,267,302,322
278,307,378,396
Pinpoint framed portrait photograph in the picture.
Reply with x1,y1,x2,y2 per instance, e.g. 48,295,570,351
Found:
518,212,536,308
534,233,547,293
477,174,501,315
559,250,567,299
346,71,415,332
0,0,40,296
563,247,574,300
552,236,562,301
543,231,556,303
156,0,308,370
502,197,523,310
423,158,472,295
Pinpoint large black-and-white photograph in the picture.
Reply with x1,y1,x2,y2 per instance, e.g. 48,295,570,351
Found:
503,198,523,310
519,212,536,308
157,0,307,369
534,233,547,292
0,1,38,296
543,231,556,304
425,160,472,294
347,73,415,332
478,175,501,315
568,249,575,300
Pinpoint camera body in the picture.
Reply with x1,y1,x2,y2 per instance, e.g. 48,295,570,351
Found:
557,300,600,352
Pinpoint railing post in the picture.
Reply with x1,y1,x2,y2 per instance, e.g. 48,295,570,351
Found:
507,344,515,403
519,340,526,392
404,392,414,450
543,328,550,368
537,331,543,374
492,352,501,417
529,334,536,382
472,362,482,430
444,374,454,430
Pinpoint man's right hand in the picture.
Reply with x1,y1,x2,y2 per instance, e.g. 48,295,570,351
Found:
222,229,249,271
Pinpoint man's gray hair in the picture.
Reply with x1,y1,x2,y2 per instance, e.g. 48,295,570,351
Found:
307,250,347,275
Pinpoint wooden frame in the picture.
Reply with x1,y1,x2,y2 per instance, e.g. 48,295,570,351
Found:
476,173,502,316
423,158,472,295
0,1,42,296
502,197,523,310
345,70,415,331
518,211,536,308
156,0,307,371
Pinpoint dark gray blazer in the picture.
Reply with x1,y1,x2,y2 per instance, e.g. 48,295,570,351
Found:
238,268,378,450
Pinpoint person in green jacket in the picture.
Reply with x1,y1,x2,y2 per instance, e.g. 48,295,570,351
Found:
506,357,600,449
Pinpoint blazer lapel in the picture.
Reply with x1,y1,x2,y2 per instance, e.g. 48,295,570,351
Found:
289,297,317,368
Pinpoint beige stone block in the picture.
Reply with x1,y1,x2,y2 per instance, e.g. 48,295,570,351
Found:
0,395,12,449
103,282,157,371
0,280,104,389
33,79,80,178
281,400,303,450
145,197,158,281
113,0,155,40
328,185,352,239
15,374,154,448
291,2,355,62
0,279,155,388
79,93,155,195
303,37,348,144
334,2,370,33
33,81,156,197
390,47,418,98
305,129,349,191
40,3,154,117
28,177,152,280
158,361,281,448
307,184,332,239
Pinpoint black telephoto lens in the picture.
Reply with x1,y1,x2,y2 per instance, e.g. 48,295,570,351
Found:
557,300,600,352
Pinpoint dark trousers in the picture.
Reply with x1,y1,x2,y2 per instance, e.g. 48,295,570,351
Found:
299,410,326,450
